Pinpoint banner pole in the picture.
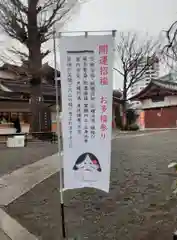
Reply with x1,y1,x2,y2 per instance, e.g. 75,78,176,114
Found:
53,27,66,239
173,231,177,240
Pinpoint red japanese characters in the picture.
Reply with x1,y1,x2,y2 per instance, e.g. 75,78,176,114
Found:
99,44,109,139
99,44,108,85
100,96,108,139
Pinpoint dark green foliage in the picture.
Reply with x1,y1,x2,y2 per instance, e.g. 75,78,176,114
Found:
115,105,122,129
128,123,139,131
126,109,137,125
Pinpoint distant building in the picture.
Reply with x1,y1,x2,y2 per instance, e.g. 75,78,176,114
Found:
0,63,60,134
160,71,177,83
130,56,159,108
130,79,177,129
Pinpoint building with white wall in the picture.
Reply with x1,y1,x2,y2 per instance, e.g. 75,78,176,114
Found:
160,71,177,83
130,79,177,129
130,57,159,108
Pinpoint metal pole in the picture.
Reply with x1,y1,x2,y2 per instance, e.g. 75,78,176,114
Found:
173,231,177,240
53,27,66,239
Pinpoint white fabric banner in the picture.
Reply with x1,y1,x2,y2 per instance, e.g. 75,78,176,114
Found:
59,34,114,192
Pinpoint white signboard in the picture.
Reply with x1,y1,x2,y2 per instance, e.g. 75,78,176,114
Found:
60,34,114,192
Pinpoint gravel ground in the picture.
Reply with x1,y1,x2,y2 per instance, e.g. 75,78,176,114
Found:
0,142,57,177
4,131,177,240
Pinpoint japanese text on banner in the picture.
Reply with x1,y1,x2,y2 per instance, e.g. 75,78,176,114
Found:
99,44,109,139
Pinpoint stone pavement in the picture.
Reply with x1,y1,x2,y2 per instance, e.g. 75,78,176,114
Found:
0,142,57,178
0,208,38,240
1,130,175,240
0,130,165,206
0,153,60,206
0,229,10,240
0,142,58,240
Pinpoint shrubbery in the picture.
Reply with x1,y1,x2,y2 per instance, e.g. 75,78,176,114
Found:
114,104,140,131
121,123,139,131
128,123,139,131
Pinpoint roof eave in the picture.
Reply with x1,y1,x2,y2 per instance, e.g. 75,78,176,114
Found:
129,79,177,101
128,80,154,101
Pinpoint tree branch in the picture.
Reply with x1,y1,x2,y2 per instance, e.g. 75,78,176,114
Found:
163,21,177,70
114,31,161,100
0,0,88,67
0,1,28,45
41,50,50,59
113,67,124,76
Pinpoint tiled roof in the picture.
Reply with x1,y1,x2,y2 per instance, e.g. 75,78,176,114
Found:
129,79,177,100
0,65,122,103
0,77,60,97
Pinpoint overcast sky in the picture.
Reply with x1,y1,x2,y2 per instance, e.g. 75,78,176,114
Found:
66,0,177,34
60,0,177,89
2,0,177,89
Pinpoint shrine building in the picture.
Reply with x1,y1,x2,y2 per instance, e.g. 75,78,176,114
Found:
0,63,60,134
0,63,121,134
130,79,177,129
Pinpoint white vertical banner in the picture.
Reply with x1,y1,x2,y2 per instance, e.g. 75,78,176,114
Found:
59,34,114,192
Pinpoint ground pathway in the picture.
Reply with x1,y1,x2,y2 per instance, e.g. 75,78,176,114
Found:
0,130,176,239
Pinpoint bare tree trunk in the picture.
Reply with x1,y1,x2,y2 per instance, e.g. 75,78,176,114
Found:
121,102,126,129
28,0,46,133
0,0,88,133
114,32,161,130
122,77,127,129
